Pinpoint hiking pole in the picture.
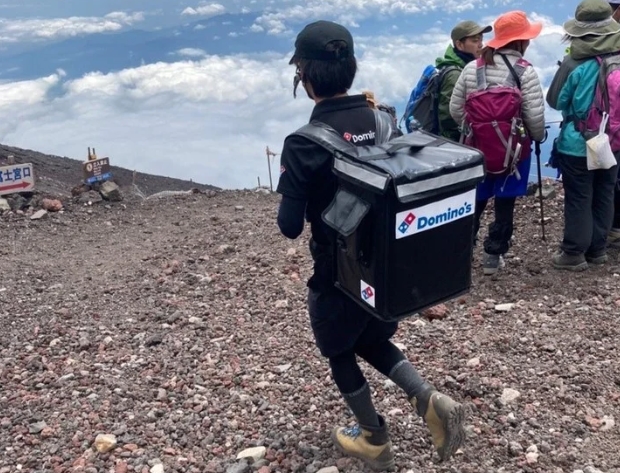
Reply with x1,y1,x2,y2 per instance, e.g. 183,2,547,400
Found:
535,129,548,242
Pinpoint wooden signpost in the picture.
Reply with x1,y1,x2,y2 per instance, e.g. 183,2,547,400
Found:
83,147,112,184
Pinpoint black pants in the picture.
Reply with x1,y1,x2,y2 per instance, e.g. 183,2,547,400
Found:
308,286,398,359
328,341,407,395
473,197,517,255
558,153,618,255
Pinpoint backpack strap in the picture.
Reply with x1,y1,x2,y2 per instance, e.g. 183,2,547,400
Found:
500,54,530,89
293,109,394,157
568,55,610,135
294,121,353,157
477,55,530,91
475,58,487,91
597,55,611,116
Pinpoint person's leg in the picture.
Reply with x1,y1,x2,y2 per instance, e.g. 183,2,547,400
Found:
355,338,466,461
473,199,488,246
328,350,394,471
484,196,516,254
481,196,516,274
614,181,620,229
329,351,380,428
588,164,618,262
609,166,620,248
553,154,591,270
308,288,394,471
354,340,429,398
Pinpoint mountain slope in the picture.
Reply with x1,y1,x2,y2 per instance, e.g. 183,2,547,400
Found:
0,143,218,198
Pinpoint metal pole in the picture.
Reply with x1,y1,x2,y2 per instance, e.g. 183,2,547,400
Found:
267,153,273,192
535,139,546,241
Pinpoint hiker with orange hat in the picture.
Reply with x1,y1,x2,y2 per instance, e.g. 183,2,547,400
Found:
449,11,546,275
546,0,620,270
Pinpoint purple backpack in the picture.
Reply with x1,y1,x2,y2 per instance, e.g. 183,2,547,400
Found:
462,55,531,177
573,55,620,151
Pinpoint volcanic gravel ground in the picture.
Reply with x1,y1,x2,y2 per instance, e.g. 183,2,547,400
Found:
1,188,619,473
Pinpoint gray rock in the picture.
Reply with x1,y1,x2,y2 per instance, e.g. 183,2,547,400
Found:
584,467,605,473
226,461,250,473
6,194,28,211
100,181,123,201
500,388,521,405
508,441,523,456
538,185,557,200
29,421,47,434
145,333,164,347
236,446,266,462
30,209,47,220
78,190,103,204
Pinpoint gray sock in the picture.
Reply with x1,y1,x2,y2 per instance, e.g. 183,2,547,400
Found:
342,382,380,428
388,359,430,400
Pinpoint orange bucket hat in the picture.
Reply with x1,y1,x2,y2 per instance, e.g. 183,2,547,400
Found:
486,11,543,49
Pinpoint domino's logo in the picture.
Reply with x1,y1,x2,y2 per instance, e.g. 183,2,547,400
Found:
395,189,476,240
343,132,352,141
398,212,416,234
360,280,376,308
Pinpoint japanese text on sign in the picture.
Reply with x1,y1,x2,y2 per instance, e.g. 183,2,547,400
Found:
0,163,35,195
83,157,112,184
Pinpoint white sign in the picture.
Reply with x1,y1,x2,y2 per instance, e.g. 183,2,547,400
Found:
0,163,35,196
395,189,476,239
360,280,376,308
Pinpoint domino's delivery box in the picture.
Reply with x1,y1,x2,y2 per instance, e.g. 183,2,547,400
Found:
295,123,485,323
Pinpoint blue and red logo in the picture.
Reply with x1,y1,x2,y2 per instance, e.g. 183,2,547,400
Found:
398,212,416,234
361,286,374,300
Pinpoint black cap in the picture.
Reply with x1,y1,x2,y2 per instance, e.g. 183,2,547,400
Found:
289,20,354,64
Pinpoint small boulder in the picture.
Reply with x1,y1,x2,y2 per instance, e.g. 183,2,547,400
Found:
236,446,266,463
5,194,27,211
79,190,103,204
500,388,521,405
100,181,123,201
422,303,449,320
30,209,47,220
42,198,63,212
71,184,91,196
94,433,117,453
0,198,10,212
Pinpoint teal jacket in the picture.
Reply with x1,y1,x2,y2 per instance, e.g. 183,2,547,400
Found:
548,58,598,157
547,30,620,157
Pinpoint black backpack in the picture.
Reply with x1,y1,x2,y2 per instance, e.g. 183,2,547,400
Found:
292,111,485,322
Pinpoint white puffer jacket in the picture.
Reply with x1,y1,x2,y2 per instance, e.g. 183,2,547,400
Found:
449,49,546,142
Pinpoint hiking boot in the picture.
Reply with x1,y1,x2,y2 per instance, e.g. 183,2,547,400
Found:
552,251,588,271
411,388,466,461
482,252,504,275
331,415,395,471
608,228,620,249
586,251,608,265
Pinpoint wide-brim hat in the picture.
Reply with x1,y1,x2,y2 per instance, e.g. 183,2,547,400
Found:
486,11,543,49
564,0,620,37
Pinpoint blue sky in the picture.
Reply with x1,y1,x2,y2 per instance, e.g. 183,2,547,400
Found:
0,1,579,188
